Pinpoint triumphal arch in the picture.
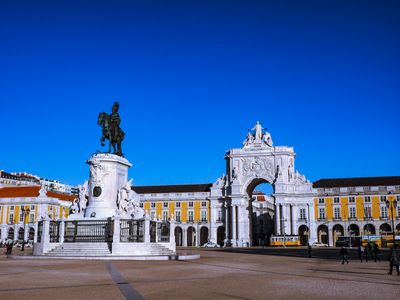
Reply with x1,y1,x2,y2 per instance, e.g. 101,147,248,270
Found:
209,122,317,247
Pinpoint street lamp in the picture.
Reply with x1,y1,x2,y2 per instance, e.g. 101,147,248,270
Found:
20,207,30,251
386,195,398,250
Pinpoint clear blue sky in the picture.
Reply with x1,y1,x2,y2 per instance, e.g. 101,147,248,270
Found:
1,1,399,187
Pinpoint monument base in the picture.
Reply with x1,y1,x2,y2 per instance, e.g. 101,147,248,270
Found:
84,153,132,219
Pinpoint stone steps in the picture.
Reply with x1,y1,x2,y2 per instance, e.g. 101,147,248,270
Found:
45,242,174,257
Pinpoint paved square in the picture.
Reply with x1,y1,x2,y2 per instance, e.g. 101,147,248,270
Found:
0,249,399,299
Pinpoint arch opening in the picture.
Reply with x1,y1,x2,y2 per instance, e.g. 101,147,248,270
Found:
246,179,275,246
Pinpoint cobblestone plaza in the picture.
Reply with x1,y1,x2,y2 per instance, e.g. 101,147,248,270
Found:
1,248,399,300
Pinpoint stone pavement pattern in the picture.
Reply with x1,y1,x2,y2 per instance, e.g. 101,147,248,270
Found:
0,249,399,299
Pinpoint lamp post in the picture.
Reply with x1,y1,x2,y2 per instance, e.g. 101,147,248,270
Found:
21,207,30,251
386,195,398,250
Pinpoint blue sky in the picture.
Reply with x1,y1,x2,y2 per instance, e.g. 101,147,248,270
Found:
1,1,399,187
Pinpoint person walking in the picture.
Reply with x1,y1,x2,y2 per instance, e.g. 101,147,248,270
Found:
387,248,400,276
373,243,380,262
357,244,363,262
339,246,349,264
307,243,312,258
367,242,373,261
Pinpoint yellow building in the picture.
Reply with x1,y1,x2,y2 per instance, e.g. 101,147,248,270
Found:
132,184,219,247
0,186,74,243
313,177,400,246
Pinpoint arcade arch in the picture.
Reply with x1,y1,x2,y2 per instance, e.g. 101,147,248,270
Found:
246,180,275,246
298,225,309,246
332,224,344,244
200,227,209,246
364,224,376,235
317,225,329,245
175,226,183,246
187,226,195,247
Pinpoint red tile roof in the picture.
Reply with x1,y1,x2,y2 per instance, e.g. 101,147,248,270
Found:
0,186,75,202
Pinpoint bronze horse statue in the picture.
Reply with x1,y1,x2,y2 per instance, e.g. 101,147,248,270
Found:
97,112,125,156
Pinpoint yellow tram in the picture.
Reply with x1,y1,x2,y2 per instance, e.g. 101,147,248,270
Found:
270,235,301,247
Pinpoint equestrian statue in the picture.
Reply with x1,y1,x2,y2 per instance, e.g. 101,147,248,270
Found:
97,101,125,156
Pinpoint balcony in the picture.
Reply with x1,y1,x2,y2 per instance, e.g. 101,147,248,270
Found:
380,216,389,221
333,218,342,221
348,217,357,221
317,218,326,221
297,218,307,222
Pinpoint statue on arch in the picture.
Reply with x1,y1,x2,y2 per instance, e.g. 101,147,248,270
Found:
97,101,125,156
250,121,264,141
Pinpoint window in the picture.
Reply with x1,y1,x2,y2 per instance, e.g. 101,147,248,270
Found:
201,210,207,222
175,211,181,222
29,213,34,223
319,208,325,219
188,211,194,222
218,210,223,222
364,196,371,203
334,207,341,219
201,201,207,207
381,206,388,218
299,208,306,220
30,205,35,210
318,198,324,204
334,197,340,204
139,202,144,208
188,201,194,208
163,202,168,208
380,196,387,203
19,212,24,223
364,206,371,218
151,202,156,208
349,207,356,218
162,211,168,221
176,202,181,208
150,211,156,220
349,197,355,203
10,205,14,211
9,213,14,224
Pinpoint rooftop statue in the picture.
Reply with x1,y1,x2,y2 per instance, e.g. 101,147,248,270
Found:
243,121,273,148
97,101,125,156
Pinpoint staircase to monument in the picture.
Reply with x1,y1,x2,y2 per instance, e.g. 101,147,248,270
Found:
45,242,175,257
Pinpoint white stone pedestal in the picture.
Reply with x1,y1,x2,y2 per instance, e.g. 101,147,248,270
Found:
84,153,132,219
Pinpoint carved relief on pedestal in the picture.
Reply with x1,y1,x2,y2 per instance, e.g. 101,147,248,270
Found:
240,156,274,180
89,160,110,198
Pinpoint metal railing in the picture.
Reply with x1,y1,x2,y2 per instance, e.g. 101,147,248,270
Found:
159,222,170,242
64,220,113,243
120,220,144,242
49,221,60,242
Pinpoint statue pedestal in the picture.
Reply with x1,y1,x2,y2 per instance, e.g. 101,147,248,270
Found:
84,153,132,219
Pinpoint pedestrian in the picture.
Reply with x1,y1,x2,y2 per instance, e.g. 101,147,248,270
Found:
5,240,13,256
387,248,400,276
367,242,373,261
339,246,349,264
357,244,363,262
373,243,380,262
307,243,312,258
364,242,370,262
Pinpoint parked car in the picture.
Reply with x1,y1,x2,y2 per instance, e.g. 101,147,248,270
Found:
312,242,328,247
202,241,220,248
